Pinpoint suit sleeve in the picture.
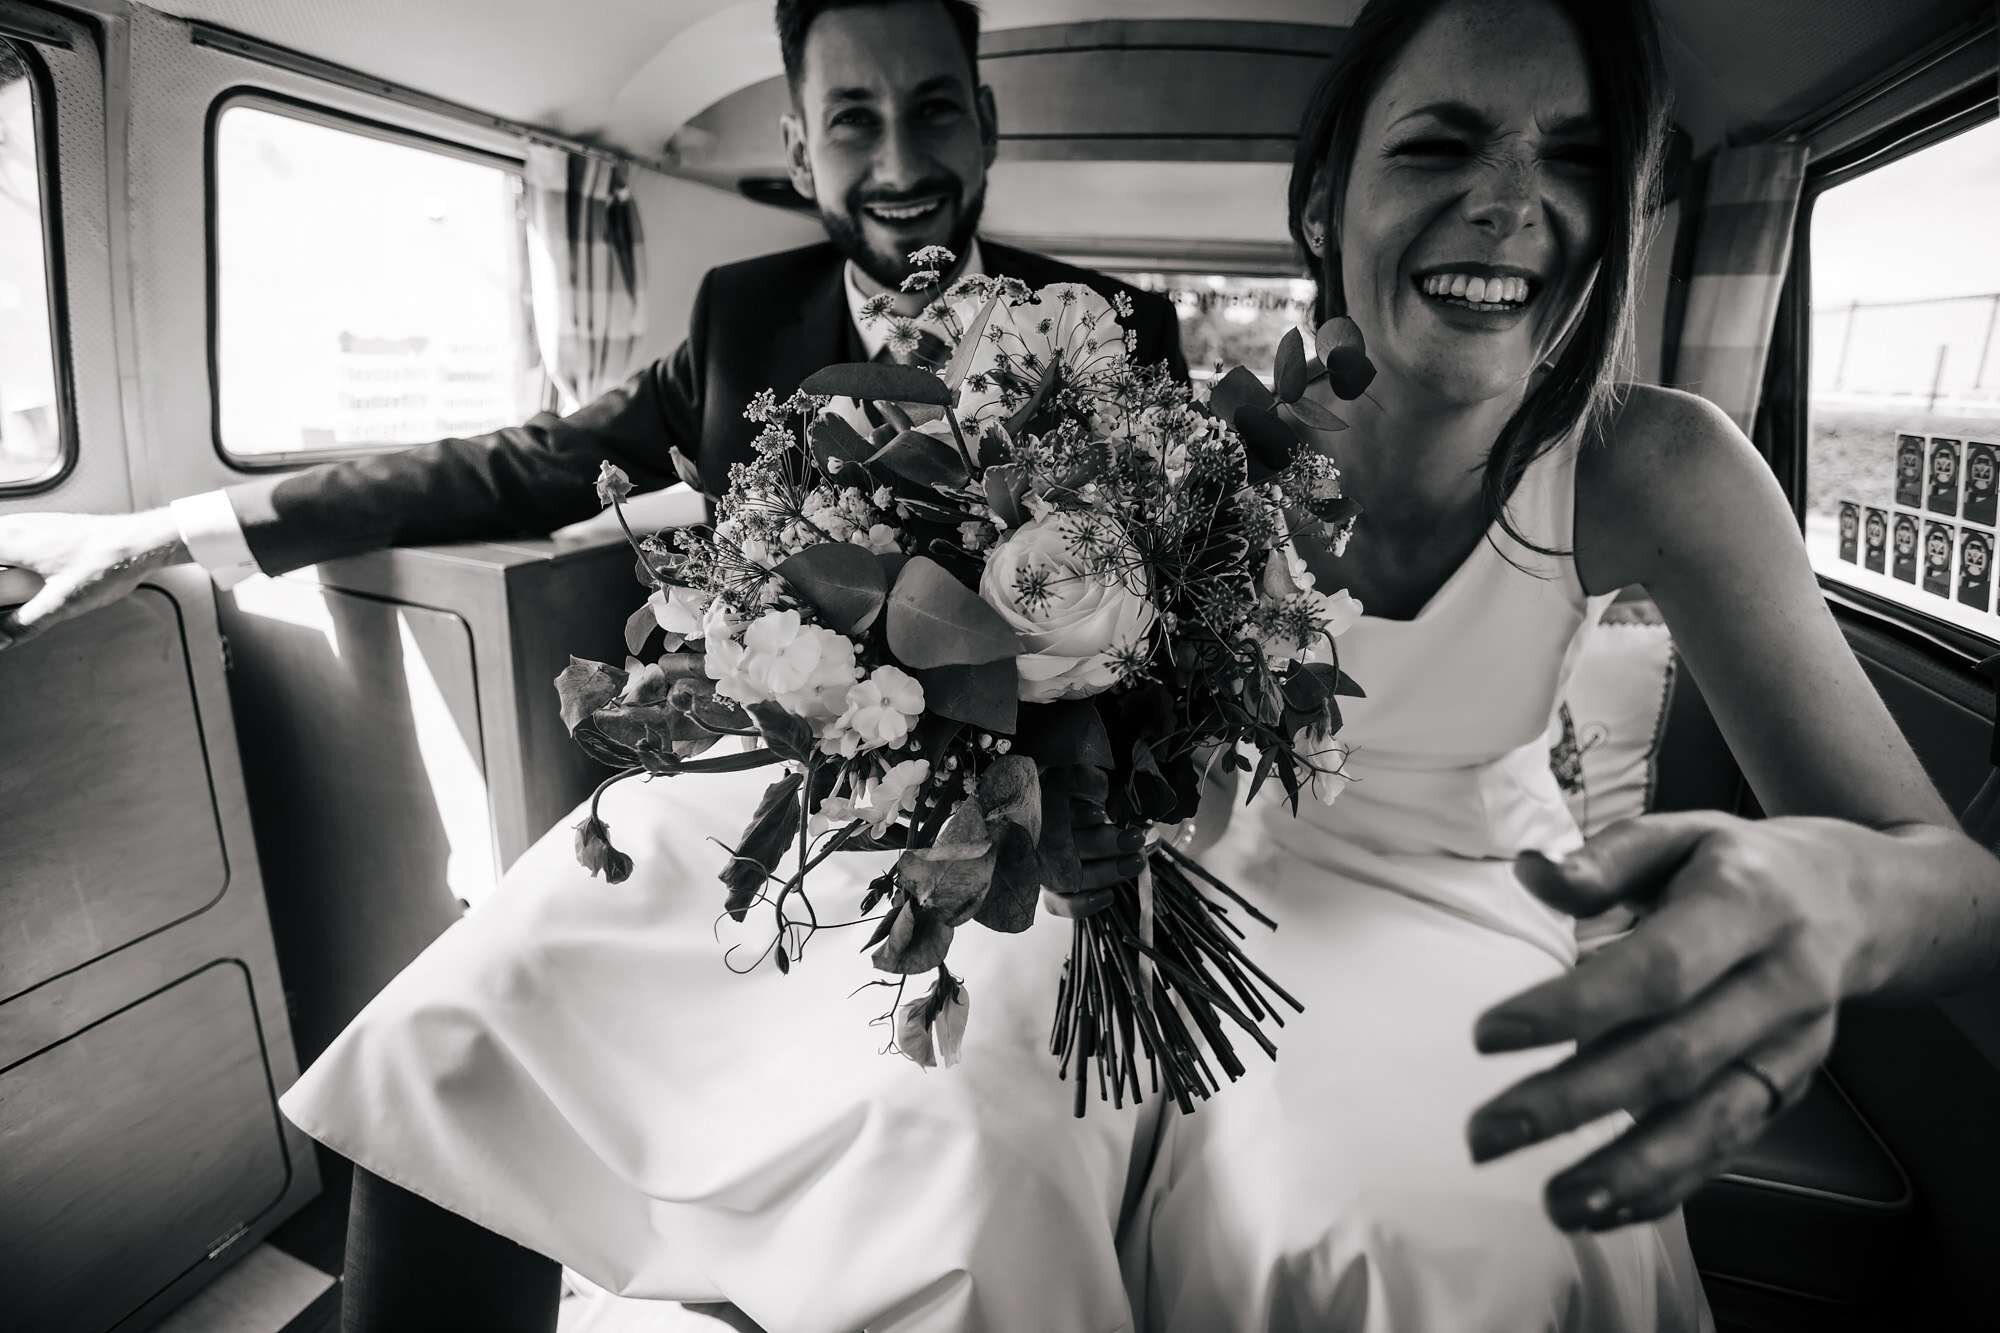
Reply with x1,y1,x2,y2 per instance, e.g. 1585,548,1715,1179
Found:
1138,290,1189,384
225,273,714,577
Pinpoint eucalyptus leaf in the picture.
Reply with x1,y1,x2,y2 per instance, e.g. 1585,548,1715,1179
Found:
1273,327,1308,404
810,414,875,480
775,541,887,636
1009,700,1113,768
1315,316,1377,401
802,361,953,406
1208,365,1274,423
915,659,1017,733
868,430,969,488
1234,405,1300,478
669,446,705,493
887,557,1022,668
899,801,998,926
983,463,1028,530
1283,395,1350,433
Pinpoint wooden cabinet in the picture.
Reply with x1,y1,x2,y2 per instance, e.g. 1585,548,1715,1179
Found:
0,569,316,1332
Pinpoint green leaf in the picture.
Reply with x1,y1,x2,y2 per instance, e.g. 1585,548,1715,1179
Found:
868,429,969,488
916,659,1017,733
973,756,1044,932
1283,395,1349,433
1002,364,1059,437
624,602,658,656
592,691,725,754
983,463,1028,530
556,658,625,734
872,899,956,974
775,541,888,636
887,556,1022,668
802,361,953,406
1273,327,1308,404
944,289,1003,390
1208,365,1274,423
1009,700,1113,768
1315,316,1377,401
1234,405,1300,478
720,771,805,920
1335,668,1366,699
898,798,997,925
810,414,876,481
1310,494,1364,527
747,700,817,765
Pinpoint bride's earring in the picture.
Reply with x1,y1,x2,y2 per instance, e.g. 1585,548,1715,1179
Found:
1304,224,1326,257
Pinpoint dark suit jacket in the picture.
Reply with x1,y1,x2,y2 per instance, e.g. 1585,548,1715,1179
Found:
228,240,1187,574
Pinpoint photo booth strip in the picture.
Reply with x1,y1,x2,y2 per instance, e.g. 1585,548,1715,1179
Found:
1960,527,1994,612
1892,513,1921,584
1838,501,1859,563
1928,438,1963,518
1967,441,1997,528
1864,506,1889,574
1896,434,1927,508
1922,520,1955,597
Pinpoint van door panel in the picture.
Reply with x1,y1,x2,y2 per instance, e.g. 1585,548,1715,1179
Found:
0,962,292,1333
0,588,229,999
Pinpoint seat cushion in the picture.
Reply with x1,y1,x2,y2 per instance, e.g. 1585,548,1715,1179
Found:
1686,1070,1914,1314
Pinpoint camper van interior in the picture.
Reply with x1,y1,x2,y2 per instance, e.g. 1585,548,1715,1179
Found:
1,0,1996,1329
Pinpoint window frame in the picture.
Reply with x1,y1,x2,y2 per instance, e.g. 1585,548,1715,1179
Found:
1784,79,2000,663
204,88,535,471
0,32,78,497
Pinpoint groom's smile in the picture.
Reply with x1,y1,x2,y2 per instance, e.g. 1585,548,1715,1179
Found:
780,0,998,294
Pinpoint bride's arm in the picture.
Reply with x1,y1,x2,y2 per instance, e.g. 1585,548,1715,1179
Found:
1464,382,2000,1232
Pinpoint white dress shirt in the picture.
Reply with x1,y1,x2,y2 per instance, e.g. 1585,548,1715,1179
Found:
172,240,987,588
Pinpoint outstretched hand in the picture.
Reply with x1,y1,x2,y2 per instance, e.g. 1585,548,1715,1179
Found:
1466,811,1883,1232
0,509,188,649
1042,798,1146,919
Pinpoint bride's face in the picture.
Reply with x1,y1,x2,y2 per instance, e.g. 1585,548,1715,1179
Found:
1335,0,1607,408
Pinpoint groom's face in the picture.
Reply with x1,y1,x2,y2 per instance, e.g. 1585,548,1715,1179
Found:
782,2,996,290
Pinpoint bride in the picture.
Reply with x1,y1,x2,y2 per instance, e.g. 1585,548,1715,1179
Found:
283,0,2000,1329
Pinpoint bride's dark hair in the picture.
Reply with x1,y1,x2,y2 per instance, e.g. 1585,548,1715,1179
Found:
1287,0,1669,550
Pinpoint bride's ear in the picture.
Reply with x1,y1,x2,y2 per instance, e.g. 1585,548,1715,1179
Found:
1300,167,1335,262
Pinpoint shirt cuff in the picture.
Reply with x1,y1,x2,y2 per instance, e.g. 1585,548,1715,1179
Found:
170,490,263,591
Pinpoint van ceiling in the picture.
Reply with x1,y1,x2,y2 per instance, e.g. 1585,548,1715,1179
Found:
146,0,1991,248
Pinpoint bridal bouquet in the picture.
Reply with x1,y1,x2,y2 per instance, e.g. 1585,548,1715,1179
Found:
559,248,1374,1113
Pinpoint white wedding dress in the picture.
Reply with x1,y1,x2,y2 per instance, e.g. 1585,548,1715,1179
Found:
281,430,1712,1332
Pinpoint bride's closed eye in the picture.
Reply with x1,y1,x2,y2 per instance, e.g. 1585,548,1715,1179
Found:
1389,136,1473,162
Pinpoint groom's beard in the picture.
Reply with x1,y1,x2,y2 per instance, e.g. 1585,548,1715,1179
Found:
821,178,987,294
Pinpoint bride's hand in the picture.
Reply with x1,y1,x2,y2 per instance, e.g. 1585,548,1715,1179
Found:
1462,812,1887,1231
1043,799,1146,919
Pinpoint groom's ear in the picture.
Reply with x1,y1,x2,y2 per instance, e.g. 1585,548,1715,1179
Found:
977,85,999,170
781,113,815,202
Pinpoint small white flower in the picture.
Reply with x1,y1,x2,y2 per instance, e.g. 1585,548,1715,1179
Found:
822,665,926,757
647,584,709,647
1296,734,1353,807
816,759,932,836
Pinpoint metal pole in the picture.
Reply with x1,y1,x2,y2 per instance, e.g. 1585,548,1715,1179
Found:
1928,344,1949,414
1977,294,1998,390
1834,299,1858,390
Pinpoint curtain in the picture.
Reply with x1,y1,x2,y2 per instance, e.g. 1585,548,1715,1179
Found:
1669,142,1808,431
525,144,648,413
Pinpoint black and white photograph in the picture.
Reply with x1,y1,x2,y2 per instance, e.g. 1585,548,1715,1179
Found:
1864,505,1890,573
2,2,1999,1333
1960,528,1994,612
1967,440,1998,527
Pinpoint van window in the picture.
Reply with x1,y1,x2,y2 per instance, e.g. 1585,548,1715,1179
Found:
1805,113,2000,640
0,41,62,490
213,102,538,462
1110,270,1315,385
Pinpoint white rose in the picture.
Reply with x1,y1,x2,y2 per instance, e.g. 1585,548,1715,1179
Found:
978,512,1156,702
823,665,927,757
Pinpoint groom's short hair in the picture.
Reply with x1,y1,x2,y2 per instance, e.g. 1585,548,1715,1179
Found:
776,0,983,92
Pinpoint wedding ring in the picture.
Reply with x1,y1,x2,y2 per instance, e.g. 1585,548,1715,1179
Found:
1731,1056,1785,1120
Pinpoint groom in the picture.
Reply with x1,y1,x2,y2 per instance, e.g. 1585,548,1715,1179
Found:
0,0,1185,637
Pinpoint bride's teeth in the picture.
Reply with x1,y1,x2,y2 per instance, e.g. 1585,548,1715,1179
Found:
1419,272,1533,306
1465,277,1488,302
1449,275,1468,297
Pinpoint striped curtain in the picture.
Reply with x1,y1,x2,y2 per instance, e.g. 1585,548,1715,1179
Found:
525,144,648,413
1669,143,1808,431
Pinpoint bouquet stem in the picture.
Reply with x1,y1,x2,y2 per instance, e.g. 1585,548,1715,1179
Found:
1051,843,1303,1116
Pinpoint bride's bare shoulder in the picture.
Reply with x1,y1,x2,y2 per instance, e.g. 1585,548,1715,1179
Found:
1576,383,1789,591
